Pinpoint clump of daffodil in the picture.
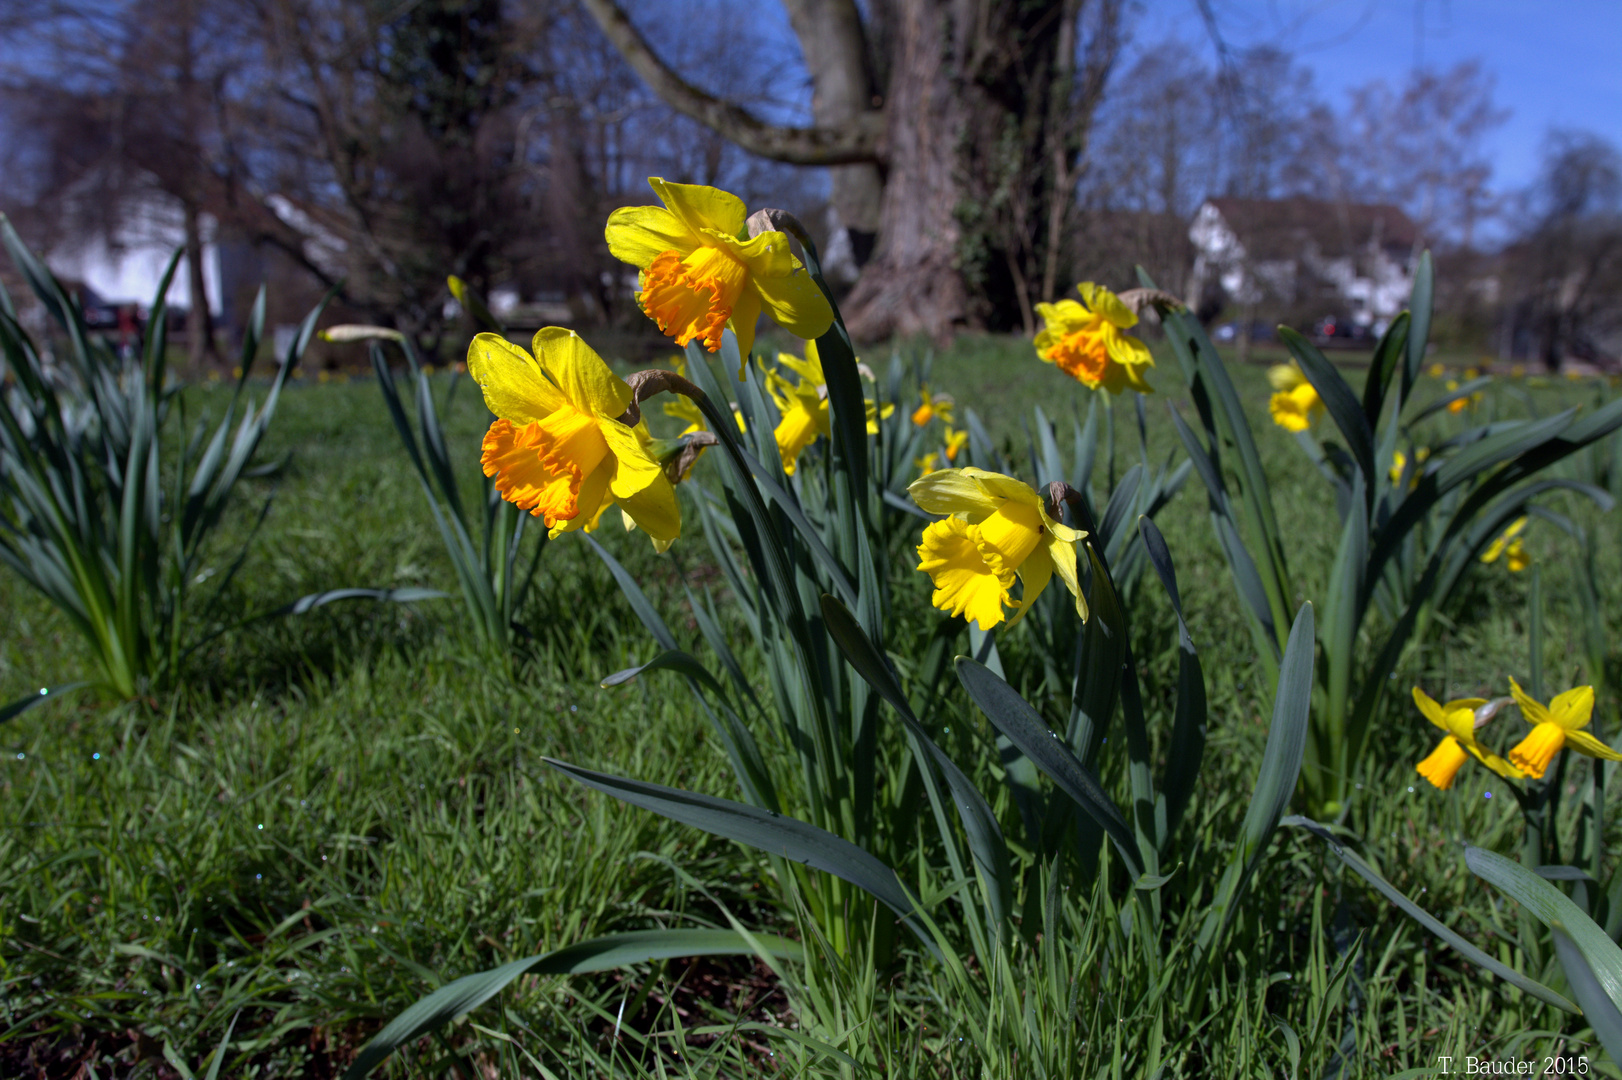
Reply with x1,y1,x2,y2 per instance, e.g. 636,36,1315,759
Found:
911,386,955,427
1268,362,1324,432
1034,283,1154,393
910,468,1087,631
1389,447,1430,487
1507,677,1622,779
605,178,833,376
944,426,968,463
1413,687,1522,790
471,329,679,551
1480,518,1529,572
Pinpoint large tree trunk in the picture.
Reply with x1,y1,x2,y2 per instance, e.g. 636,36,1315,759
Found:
580,0,1122,343
183,198,220,365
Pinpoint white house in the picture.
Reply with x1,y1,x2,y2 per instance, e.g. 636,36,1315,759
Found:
1188,197,1419,329
47,192,225,317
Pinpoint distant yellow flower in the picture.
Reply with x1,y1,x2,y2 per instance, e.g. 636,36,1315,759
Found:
1464,366,1480,380
944,426,969,462
1413,687,1521,790
1511,364,1526,379
865,398,894,435
911,386,955,426
605,178,833,376
1034,283,1153,393
470,329,679,551
910,468,1088,631
1428,362,1446,379
1389,447,1430,486
1508,678,1622,779
914,452,941,476
766,347,831,476
1444,379,1482,414
1268,363,1324,432
1480,518,1529,572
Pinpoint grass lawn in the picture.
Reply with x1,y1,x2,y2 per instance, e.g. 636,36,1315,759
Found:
3,326,1620,1077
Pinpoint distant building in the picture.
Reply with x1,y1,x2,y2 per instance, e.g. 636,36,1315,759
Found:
1188,197,1419,331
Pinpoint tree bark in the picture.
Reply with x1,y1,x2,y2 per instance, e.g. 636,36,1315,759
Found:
183,198,219,364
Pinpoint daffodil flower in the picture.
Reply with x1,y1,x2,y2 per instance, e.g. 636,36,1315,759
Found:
1480,518,1529,572
1034,283,1154,393
765,349,831,477
866,399,894,435
910,468,1087,631
944,426,968,462
661,355,706,436
605,178,833,376
1444,379,1482,414
1268,363,1324,432
1428,362,1447,379
1508,677,1622,779
914,452,941,476
1413,688,1522,789
470,329,679,551
911,386,955,427
1388,447,1429,486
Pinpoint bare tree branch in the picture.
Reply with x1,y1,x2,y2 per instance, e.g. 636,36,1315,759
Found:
577,0,884,167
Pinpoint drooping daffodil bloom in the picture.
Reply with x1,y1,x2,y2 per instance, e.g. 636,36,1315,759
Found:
911,386,955,427
605,178,833,376
470,329,679,551
944,426,968,462
1412,687,1521,790
1268,363,1324,432
1508,677,1622,779
1034,283,1154,393
766,348,830,476
1480,518,1529,572
910,468,1087,632
914,452,941,476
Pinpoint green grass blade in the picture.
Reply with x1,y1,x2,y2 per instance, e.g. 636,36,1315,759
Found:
0,682,89,724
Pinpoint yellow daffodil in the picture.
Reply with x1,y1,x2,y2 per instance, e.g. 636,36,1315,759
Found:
944,426,968,462
1267,363,1324,432
1034,283,1154,393
766,348,831,476
915,452,941,476
1508,678,1622,779
1511,364,1526,379
1444,379,1482,414
1428,362,1446,379
470,329,679,551
911,386,955,427
1480,518,1529,572
1464,366,1480,379
1389,447,1430,486
866,399,894,434
910,468,1088,631
1412,687,1522,790
605,178,833,376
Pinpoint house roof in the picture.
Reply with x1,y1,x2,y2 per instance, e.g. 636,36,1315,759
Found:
1201,197,1418,261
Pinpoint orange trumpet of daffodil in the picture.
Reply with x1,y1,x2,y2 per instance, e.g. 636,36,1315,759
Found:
1508,677,1622,779
910,468,1088,631
1033,283,1154,393
1412,688,1522,790
470,329,680,551
605,179,833,376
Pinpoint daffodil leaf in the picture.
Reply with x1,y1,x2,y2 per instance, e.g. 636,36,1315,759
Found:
1406,376,1494,426
276,587,449,616
955,655,1142,881
543,757,935,950
1,682,89,725
1280,326,1375,491
1361,310,1409,428
1285,818,1578,1014
1553,927,1622,1060
341,929,803,1080
821,593,1013,938
1466,845,1622,1014
1402,251,1433,403
1140,517,1206,840
600,650,722,693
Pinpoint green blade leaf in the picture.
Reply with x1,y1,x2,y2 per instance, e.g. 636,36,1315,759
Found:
954,657,1141,880
1,682,89,725
600,650,723,693
1287,819,1578,1013
1280,327,1376,489
1552,927,1622,1060
544,758,932,945
1139,518,1206,839
1403,252,1433,403
341,929,802,1079
1361,311,1409,428
1466,845,1622,1013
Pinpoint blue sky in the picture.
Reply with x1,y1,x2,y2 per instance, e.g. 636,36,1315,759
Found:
1136,0,1622,192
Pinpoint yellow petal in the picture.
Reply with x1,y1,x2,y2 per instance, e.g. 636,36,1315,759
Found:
969,498,1045,576
1412,687,1450,731
649,177,747,238
598,416,665,500
1268,363,1304,391
724,229,797,277
605,204,697,269
1046,533,1087,622
1461,738,1524,780
1003,540,1054,628
909,469,1002,518
614,469,682,546
468,332,565,424
1508,676,1550,726
534,328,631,418
917,516,1012,631
751,266,834,346
729,285,763,375
1563,729,1622,762
1550,684,1596,730
1078,282,1137,329
775,399,829,475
